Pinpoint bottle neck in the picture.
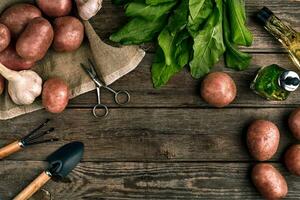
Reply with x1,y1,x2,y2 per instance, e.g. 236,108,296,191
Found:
265,15,297,47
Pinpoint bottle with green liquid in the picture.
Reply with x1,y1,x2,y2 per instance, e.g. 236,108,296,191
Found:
257,7,300,69
251,64,300,101
252,7,300,101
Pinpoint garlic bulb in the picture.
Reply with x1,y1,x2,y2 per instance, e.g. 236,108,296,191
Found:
76,0,102,21
0,62,42,105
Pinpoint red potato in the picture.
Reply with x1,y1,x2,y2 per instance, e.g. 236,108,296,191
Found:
252,163,288,199
247,120,280,161
0,23,10,52
16,17,54,61
0,3,42,37
53,16,84,52
36,0,72,17
42,78,70,113
0,75,4,95
201,72,236,108
284,144,300,176
288,108,300,140
0,45,35,71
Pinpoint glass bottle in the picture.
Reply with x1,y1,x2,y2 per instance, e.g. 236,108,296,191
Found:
251,64,300,101
257,7,300,70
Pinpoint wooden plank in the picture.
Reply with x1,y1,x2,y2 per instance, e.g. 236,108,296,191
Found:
92,0,300,53
68,53,300,107
0,108,297,162
1,161,299,200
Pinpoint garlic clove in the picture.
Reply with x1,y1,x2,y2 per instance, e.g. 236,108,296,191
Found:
76,0,102,21
0,63,42,105
8,71,42,105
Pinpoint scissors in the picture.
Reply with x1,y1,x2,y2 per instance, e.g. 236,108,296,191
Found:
81,59,130,118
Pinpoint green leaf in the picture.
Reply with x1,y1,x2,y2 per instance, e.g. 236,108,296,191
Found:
145,0,177,6
189,0,205,20
189,0,225,78
111,0,131,5
151,0,190,88
167,0,189,34
109,16,167,44
223,2,251,70
224,45,252,70
174,31,190,67
152,34,190,88
152,48,181,88
158,29,175,66
125,1,177,21
110,0,177,45
226,0,253,46
187,0,213,37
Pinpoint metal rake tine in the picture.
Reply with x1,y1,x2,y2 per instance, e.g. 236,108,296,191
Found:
26,138,59,146
31,128,54,141
22,119,50,141
23,128,55,144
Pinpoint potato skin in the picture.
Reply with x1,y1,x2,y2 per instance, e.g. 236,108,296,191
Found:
201,72,236,108
16,17,53,61
0,45,35,71
288,108,300,140
42,78,70,113
0,23,10,52
0,3,42,37
36,0,72,17
53,16,84,52
252,163,288,199
247,120,280,161
0,75,4,95
284,144,300,176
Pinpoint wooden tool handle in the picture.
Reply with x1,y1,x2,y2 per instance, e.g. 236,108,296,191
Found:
0,141,22,159
13,171,51,200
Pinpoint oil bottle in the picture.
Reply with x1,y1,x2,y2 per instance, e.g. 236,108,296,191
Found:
257,7,300,69
251,64,300,101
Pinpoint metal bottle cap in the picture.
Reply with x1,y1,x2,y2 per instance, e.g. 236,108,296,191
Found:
279,70,300,92
257,7,274,25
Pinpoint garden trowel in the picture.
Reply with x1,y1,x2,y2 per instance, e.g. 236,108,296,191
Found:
13,141,84,200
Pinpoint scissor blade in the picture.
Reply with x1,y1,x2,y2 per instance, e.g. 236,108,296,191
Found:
80,63,96,79
81,63,104,88
86,60,107,87
88,59,98,75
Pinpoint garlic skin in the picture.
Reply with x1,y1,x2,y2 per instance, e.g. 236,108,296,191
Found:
76,0,102,21
0,63,42,105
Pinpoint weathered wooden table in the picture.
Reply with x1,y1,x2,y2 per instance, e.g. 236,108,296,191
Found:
1,1,300,199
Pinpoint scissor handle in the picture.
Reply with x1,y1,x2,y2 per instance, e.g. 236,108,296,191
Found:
114,90,130,105
93,104,109,118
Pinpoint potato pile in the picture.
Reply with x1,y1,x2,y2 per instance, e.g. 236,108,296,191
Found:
0,1,85,113
247,109,300,199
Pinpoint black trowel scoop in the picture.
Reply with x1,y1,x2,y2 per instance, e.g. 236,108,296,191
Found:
13,142,84,200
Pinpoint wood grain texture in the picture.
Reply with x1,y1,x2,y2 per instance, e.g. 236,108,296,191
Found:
0,161,299,200
68,53,300,107
1,1,300,200
0,108,297,162
92,0,300,53
13,171,51,200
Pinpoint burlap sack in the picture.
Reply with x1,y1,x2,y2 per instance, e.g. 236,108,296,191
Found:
0,0,145,120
